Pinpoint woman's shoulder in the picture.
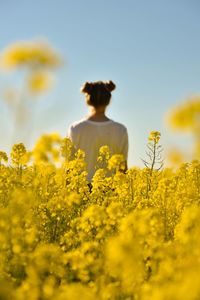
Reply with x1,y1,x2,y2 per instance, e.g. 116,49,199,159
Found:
69,118,128,133
68,118,89,130
111,120,128,132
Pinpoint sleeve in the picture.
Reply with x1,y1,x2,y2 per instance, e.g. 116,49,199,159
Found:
67,125,73,140
67,125,77,158
67,125,77,144
120,128,129,160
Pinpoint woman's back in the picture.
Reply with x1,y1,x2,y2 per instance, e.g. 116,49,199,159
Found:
68,118,128,181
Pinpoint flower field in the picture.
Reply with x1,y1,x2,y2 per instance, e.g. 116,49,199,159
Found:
0,132,200,300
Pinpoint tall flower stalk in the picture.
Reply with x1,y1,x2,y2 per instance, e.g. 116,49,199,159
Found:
0,39,62,146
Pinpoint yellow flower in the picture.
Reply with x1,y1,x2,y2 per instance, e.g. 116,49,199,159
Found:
0,130,200,299
10,143,29,166
167,148,184,167
0,40,61,69
27,71,53,94
166,96,200,132
148,131,161,143
0,151,8,164
108,154,126,171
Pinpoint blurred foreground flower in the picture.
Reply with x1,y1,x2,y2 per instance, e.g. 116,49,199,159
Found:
27,71,54,94
0,39,63,146
166,96,200,132
166,96,200,159
166,148,184,168
0,40,61,70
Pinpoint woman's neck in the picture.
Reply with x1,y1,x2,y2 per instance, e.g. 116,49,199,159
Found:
87,106,110,121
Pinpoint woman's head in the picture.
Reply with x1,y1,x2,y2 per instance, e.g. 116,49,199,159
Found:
80,80,116,108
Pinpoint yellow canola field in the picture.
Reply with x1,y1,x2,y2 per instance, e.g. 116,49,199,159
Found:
0,133,200,300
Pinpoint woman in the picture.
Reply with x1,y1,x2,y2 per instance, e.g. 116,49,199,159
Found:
67,80,129,184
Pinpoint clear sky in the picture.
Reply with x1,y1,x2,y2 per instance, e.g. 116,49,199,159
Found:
0,0,200,167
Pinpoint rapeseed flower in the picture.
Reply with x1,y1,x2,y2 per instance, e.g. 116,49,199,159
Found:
0,133,199,299
0,40,61,70
28,71,53,94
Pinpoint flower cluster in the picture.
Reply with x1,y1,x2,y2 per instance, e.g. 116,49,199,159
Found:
0,40,61,70
0,132,200,299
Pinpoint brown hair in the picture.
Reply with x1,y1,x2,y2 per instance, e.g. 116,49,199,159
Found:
80,80,116,108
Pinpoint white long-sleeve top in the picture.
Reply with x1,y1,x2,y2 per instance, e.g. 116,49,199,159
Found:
67,118,129,182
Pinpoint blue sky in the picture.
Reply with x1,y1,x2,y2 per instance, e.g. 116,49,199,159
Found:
0,0,200,166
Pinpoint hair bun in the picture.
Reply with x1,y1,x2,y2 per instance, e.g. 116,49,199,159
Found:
80,82,93,94
104,80,116,92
